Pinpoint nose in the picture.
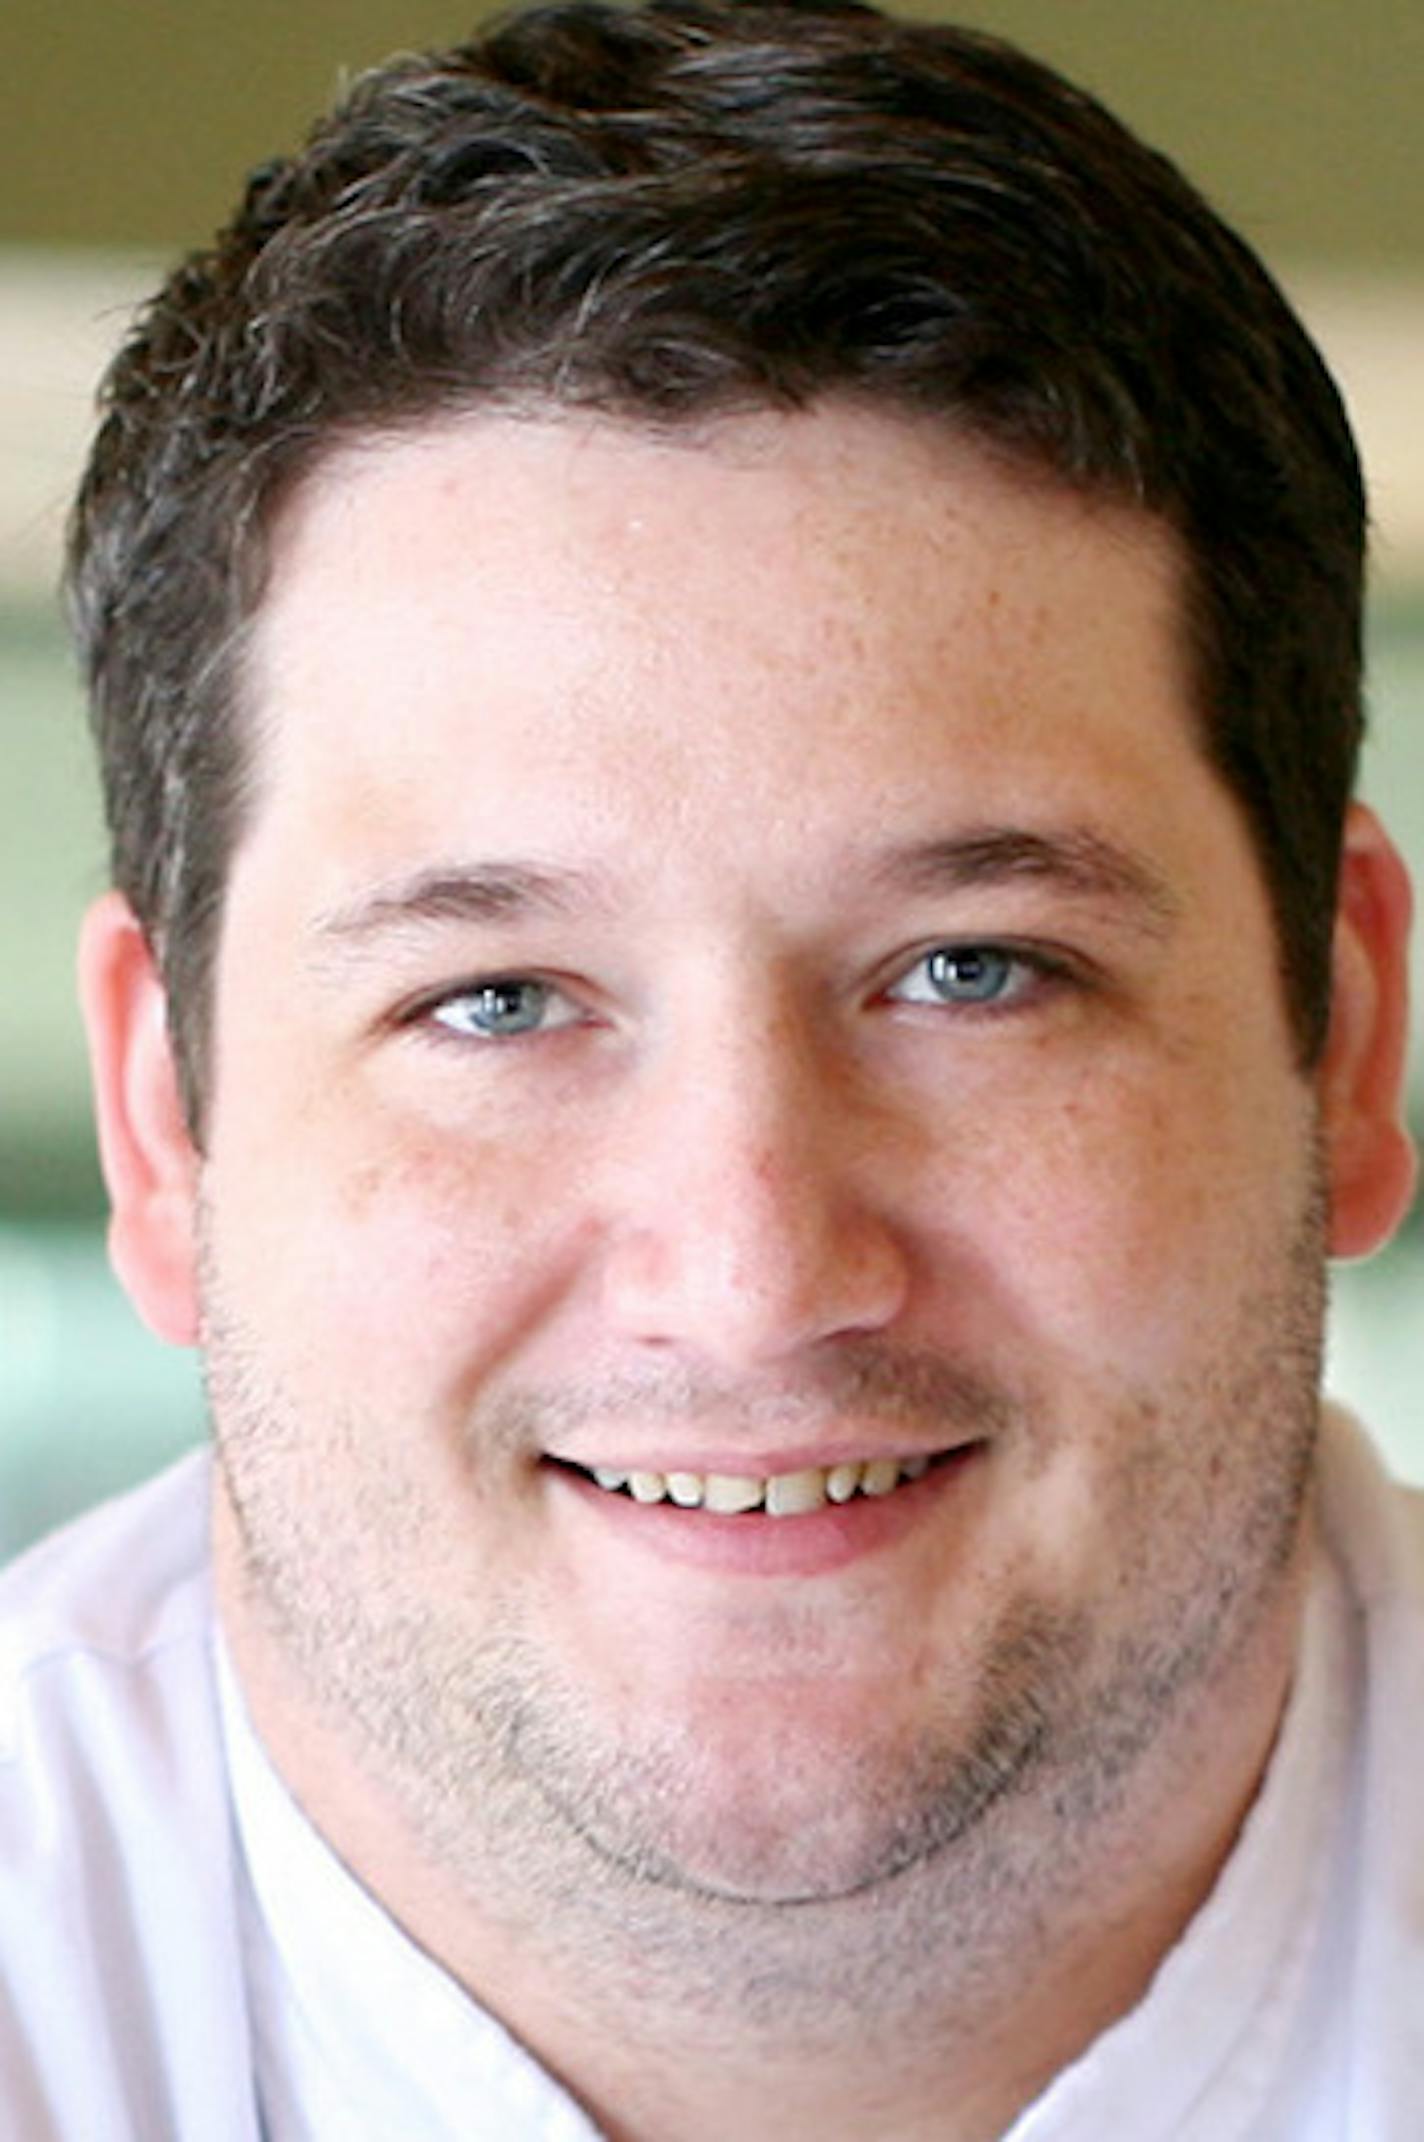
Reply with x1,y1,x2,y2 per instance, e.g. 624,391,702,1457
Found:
598,1003,913,1370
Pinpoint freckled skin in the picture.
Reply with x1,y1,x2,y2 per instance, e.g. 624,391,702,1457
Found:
198,405,1333,2138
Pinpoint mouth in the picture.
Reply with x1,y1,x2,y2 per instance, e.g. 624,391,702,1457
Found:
554,1449,955,1518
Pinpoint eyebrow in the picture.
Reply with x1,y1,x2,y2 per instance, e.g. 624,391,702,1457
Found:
308,822,1179,970
876,826,1180,935
311,860,603,958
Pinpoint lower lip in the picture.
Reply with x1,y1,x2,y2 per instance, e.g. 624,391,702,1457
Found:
549,1448,986,1578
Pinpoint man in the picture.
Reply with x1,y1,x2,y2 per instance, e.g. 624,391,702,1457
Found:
2,0,1418,2133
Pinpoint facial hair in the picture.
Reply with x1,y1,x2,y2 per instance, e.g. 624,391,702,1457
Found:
204,1173,1326,2027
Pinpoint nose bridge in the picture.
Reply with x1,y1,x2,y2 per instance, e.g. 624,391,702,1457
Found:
599,981,909,1363
666,994,832,1238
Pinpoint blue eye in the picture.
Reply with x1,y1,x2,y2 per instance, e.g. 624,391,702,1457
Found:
924,946,1015,1003
888,945,1039,1009
431,977,573,1040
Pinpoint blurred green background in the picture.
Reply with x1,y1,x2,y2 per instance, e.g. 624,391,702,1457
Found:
1,0,1421,1554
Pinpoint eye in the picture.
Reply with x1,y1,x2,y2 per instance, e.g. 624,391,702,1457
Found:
427,976,582,1041
886,943,1052,1011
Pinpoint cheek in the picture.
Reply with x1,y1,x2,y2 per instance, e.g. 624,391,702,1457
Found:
204,1108,585,1405
920,1051,1317,1367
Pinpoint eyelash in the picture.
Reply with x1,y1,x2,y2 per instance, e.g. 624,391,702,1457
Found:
882,940,1077,1015
420,975,585,1043
407,940,1080,1049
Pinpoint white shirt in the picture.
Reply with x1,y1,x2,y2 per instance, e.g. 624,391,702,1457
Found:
0,1406,1418,2139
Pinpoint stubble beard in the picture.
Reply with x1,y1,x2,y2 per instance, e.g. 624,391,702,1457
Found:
204,1179,1327,2028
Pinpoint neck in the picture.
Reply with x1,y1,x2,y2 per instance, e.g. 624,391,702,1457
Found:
455,1656,1295,2141
217,1510,1311,2142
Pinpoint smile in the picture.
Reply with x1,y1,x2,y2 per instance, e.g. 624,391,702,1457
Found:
569,1453,942,1518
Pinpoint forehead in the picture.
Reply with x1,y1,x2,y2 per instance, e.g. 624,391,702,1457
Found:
240,402,1201,901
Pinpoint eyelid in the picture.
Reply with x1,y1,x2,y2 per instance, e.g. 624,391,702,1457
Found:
405,971,589,1042
391,939,1091,1043
881,938,1083,1010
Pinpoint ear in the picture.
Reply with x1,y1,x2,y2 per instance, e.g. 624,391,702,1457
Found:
1320,804,1418,1259
78,891,201,1345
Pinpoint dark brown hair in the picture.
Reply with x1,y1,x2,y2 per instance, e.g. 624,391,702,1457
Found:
69,0,1366,1129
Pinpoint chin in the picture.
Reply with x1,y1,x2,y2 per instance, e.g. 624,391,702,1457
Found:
524,1673,1047,1911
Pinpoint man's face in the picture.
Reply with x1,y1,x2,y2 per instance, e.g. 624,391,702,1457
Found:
200,404,1324,1916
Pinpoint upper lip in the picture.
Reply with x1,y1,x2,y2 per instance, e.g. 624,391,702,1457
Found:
545,1440,971,1476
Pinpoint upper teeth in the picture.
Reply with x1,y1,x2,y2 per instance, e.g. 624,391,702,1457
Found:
587,1454,932,1518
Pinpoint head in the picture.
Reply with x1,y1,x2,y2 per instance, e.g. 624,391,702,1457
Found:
70,0,1417,2062
71,0,1368,1135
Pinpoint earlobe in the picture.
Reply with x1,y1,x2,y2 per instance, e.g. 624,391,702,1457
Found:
1320,805,1418,1259
78,891,202,1345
